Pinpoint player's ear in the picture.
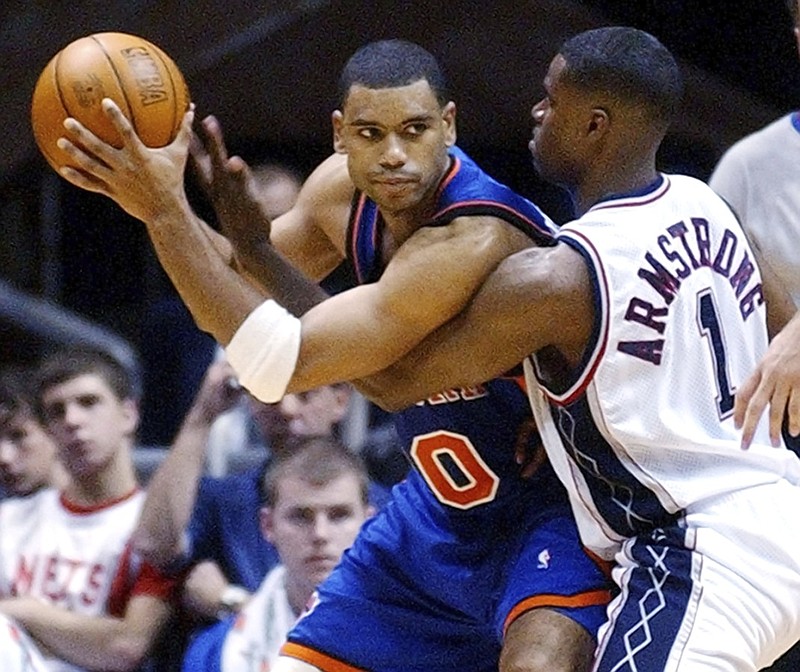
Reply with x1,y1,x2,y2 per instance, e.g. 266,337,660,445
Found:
795,26,800,58
332,110,346,154
587,107,610,136
442,101,457,147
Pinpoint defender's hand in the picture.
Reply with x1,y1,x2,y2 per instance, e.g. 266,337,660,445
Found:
190,115,273,271
735,314,800,449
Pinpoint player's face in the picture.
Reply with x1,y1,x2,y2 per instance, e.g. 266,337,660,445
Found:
41,374,138,479
0,412,59,496
262,472,370,599
528,55,591,188
332,79,456,216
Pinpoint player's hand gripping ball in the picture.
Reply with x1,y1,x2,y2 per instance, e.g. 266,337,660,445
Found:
30,32,191,173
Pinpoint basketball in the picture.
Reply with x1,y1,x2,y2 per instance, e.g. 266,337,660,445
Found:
30,32,190,173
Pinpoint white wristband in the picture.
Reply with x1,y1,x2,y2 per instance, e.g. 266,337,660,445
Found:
225,299,302,403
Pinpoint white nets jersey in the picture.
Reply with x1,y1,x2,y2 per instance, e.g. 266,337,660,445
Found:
220,565,296,672
526,174,800,560
0,488,154,672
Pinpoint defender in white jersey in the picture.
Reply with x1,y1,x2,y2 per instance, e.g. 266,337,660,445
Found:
358,28,800,671
0,347,174,672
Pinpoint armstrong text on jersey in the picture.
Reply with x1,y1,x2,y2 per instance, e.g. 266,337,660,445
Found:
619,217,763,364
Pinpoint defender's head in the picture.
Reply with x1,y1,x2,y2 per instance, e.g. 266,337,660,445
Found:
529,27,681,190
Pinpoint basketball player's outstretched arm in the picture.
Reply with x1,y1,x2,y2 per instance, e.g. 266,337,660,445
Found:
58,103,267,343
188,114,354,305
57,101,535,401
58,102,341,335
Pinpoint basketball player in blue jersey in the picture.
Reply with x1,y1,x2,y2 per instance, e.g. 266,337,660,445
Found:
349,29,800,671
56,39,611,672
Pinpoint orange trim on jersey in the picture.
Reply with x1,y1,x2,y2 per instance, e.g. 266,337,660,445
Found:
502,588,613,636
281,641,368,672
510,372,527,394
59,486,140,514
349,192,368,270
584,547,614,580
433,155,461,201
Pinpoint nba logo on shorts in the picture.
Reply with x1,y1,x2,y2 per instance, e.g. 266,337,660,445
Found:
537,549,551,569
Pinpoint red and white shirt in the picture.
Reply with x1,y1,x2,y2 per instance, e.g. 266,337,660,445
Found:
0,488,173,671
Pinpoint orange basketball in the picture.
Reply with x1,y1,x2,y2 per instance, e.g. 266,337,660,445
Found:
30,32,191,173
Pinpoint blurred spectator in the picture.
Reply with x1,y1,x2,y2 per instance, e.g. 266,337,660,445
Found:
138,162,304,446
0,368,67,499
205,362,356,475
709,0,800,308
0,345,174,671
709,5,800,670
181,436,373,671
708,0,800,456
133,359,356,668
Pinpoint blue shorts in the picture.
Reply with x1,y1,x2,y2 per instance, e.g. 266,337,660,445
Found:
284,492,611,672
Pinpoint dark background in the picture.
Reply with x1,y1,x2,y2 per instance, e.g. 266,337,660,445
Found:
1,0,798,441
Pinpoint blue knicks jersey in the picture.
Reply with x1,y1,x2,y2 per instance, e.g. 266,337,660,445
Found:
347,147,567,532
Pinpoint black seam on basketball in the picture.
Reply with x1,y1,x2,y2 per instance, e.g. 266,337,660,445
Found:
91,34,136,136
147,45,180,141
45,50,71,171
52,49,71,120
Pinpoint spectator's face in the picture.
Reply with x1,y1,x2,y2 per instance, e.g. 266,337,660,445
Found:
249,386,350,451
262,471,370,599
0,412,60,496
41,374,138,479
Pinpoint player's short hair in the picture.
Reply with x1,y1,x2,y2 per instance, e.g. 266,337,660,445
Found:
338,39,450,107
34,345,140,419
261,436,370,508
558,27,683,129
0,368,38,430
